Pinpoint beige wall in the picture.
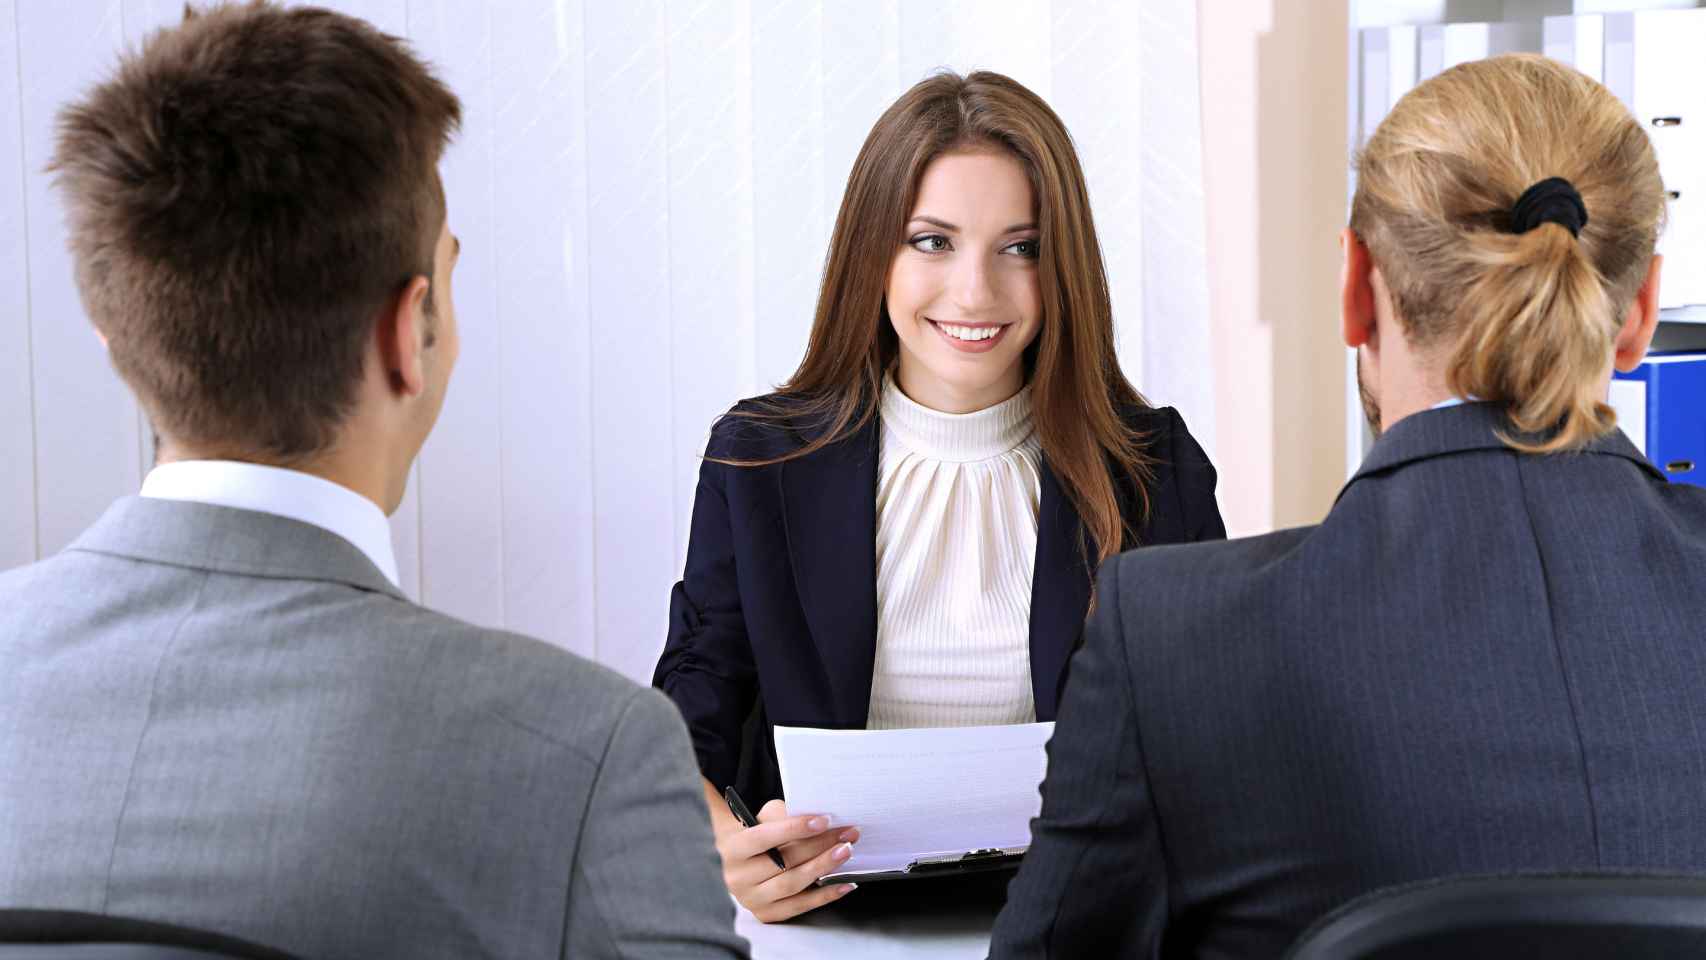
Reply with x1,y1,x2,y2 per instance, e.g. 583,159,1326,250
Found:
1199,0,1352,536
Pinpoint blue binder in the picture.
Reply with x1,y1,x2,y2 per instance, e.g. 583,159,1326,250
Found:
1612,353,1706,487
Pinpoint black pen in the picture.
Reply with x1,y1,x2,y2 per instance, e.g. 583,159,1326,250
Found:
723,786,788,870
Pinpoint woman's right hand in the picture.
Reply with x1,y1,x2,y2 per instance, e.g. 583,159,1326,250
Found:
716,798,861,922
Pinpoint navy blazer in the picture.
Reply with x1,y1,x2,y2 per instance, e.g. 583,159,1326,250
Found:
653,396,1225,804
990,402,1706,960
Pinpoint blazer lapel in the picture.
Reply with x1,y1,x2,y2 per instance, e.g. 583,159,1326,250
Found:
1029,459,1092,721
778,416,880,727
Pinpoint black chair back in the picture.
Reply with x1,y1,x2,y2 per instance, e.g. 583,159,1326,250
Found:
0,947,246,959
1286,873,1706,960
0,911,296,960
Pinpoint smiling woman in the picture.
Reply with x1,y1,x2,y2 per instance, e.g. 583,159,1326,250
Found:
889,148,1042,411
651,70,1228,923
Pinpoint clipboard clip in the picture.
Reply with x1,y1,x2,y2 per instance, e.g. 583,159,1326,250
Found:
816,845,1029,886
907,845,1028,873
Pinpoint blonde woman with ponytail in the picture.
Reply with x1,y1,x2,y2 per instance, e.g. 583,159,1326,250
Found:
991,54,1706,960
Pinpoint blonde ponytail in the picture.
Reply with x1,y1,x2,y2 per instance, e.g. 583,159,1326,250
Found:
1350,54,1665,452
1450,220,1617,452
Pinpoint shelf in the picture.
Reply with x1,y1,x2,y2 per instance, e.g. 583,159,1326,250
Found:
1654,318,1706,354
1659,305,1706,325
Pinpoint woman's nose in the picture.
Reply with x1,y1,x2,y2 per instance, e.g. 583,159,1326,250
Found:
950,257,999,314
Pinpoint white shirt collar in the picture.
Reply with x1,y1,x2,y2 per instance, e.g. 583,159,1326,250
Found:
140,460,400,588
880,374,1035,463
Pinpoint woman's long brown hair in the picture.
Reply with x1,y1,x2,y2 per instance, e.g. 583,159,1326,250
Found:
726,70,1154,566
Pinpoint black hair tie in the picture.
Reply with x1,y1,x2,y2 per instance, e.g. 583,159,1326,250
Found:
1510,177,1588,237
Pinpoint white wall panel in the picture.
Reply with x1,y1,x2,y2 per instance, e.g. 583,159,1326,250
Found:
1052,0,1147,402
1,0,1213,687
122,0,187,51
1544,14,1606,81
1387,25,1420,108
666,0,757,569
585,0,675,681
310,0,404,31
490,0,596,656
122,0,179,29
750,0,826,394
820,2,901,215
17,0,141,556
0,0,34,570
1419,24,1446,79
1137,0,1214,454
899,1,1053,99
897,4,955,92
410,0,506,628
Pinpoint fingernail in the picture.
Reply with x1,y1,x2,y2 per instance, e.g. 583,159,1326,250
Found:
838,883,858,895
806,816,828,832
832,842,852,861
838,828,859,843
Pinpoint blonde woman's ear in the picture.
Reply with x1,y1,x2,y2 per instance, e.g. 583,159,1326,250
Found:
1340,227,1377,350
1613,254,1663,373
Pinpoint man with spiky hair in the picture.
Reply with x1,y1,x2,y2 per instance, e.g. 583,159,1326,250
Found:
0,4,746,957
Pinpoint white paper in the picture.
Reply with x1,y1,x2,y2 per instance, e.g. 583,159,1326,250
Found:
774,722,1054,878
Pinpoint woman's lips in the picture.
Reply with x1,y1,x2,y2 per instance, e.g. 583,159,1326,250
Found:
929,319,1008,354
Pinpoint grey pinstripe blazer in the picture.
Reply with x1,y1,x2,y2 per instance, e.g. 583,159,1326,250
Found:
0,496,747,960
991,402,1706,959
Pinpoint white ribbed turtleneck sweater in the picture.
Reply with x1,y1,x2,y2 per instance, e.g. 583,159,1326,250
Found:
866,376,1042,730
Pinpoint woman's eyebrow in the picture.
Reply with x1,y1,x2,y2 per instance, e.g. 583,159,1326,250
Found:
909,216,1038,234
909,215,958,232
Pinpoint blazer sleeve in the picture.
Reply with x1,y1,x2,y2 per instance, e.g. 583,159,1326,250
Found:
988,557,1170,958
652,430,760,791
1166,406,1227,543
564,688,750,958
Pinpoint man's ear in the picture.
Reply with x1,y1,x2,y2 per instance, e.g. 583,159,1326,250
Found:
1614,254,1663,373
376,276,432,397
1340,227,1377,350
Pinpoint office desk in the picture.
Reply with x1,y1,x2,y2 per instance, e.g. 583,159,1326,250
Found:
737,871,1006,959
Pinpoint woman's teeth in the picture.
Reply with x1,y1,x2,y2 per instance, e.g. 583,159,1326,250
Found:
937,323,999,341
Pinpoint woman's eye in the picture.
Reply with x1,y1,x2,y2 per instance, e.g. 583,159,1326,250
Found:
909,234,950,253
1004,239,1040,259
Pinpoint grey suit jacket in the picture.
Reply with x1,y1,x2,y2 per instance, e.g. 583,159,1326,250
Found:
0,497,748,960
990,402,1706,959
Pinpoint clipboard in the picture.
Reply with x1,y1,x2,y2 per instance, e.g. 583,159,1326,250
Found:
774,722,1053,889
816,845,1027,886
